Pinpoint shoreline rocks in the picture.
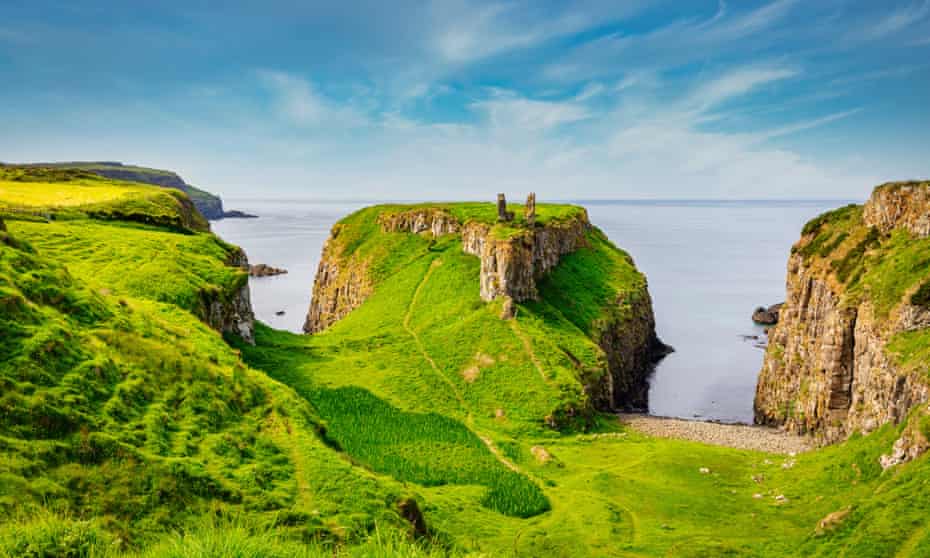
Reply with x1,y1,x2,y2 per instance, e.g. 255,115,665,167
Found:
752,303,783,325
249,263,287,277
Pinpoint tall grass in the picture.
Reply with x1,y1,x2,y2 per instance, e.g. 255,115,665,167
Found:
312,387,549,518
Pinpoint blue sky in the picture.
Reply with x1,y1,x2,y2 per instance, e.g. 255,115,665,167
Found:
1,0,928,199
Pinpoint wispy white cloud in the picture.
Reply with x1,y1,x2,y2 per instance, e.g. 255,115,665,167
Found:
761,108,862,139
543,0,799,82
861,1,930,40
428,0,650,64
688,66,798,111
471,93,591,131
257,70,369,128
574,82,606,101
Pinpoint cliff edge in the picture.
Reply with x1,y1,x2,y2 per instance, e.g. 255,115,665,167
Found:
755,181,930,460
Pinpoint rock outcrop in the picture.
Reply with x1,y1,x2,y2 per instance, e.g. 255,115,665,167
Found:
249,263,287,277
752,303,783,325
303,224,373,334
755,182,930,450
374,206,589,303
862,181,930,237
201,247,255,344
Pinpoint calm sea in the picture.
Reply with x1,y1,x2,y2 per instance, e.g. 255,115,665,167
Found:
212,198,849,424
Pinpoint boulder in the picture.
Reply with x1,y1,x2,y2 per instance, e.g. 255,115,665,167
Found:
752,303,783,325
249,263,288,277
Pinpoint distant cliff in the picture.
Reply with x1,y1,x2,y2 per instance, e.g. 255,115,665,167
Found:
21,162,234,220
304,202,667,415
755,181,930,462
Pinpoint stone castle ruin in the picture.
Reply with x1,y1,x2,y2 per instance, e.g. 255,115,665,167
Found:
496,192,536,225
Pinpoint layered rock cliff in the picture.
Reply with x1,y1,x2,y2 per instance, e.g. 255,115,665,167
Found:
304,204,666,414
755,182,930,455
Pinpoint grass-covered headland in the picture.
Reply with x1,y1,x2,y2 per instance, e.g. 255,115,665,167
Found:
2,170,930,557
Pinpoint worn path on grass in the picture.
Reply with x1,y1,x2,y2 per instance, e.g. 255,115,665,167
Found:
404,257,522,474
620,413,813,454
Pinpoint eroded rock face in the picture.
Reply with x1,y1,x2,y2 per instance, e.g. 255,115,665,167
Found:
755,184,930,447
202,247,255,344
378,209,460,237
376,207,590,303
863,181,930,238
593,291,668,411
304,226,373,334
461,214,589,302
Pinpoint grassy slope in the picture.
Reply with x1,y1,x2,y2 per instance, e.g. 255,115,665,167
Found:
0,193,421,553
2,185,930,557
21,162,225,218
0,167,209,232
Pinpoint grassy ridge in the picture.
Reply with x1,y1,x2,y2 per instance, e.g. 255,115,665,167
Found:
0,167,209,232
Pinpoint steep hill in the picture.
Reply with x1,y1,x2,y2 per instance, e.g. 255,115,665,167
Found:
302,202,667,417
756,182,930,461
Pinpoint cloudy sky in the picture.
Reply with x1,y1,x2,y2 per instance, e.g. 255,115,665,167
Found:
1,0,928,199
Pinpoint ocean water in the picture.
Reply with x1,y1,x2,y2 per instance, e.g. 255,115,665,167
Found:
213,198,848,424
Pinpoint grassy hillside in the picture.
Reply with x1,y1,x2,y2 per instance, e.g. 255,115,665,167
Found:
18,162,226,219
0,197,425,554
2,178,930,557
0,166,208,232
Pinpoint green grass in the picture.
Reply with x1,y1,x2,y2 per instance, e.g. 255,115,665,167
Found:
792,202,930,319
0,216,413,547
8,220,246,319
0,167,208,232
312,387,548,518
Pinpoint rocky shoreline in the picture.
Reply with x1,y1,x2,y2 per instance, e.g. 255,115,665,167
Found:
620,413,812,454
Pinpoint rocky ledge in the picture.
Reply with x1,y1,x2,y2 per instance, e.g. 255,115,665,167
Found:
755,182,930,462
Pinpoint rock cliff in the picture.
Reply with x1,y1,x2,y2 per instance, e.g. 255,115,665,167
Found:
376,207,589,302
303,224,374,334
755,182,930,456
200,245,255,344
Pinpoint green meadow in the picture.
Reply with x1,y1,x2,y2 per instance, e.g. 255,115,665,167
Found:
2,172,930,556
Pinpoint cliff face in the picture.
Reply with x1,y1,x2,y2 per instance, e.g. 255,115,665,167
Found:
594,291,665,410
303,224,373,334
755,182,930,453
376,207,589,303
200,246,256,344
